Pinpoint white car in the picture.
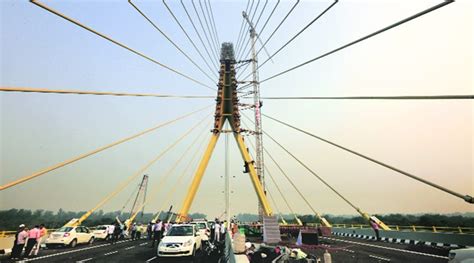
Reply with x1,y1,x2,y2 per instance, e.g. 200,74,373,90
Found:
45,226,94,248
190,220,210,241
449,247,474,263
92,225,113,240
158,224,201,257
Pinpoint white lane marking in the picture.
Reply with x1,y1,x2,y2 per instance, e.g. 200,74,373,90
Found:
369,255,391,261
104,250,118,256
24,244,110,261
146,256,157,262
139,242,149,246
125,245,135,250
77,257,94,262
322,237,448,260
343,248,355,253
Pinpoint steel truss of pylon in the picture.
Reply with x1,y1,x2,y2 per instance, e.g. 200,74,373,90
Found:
177,43,272,221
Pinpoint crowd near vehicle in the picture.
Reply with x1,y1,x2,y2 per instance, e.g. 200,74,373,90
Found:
92,225,113,240
158,224,202,258
45,226,94,248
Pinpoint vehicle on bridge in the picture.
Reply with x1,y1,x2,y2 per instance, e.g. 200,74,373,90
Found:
158,224,201,258
45,226,94,248
92,225,113,240
190,219,210,241
449,247,474,263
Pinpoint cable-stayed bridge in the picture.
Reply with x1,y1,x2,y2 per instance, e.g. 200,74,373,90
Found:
1,0,473,262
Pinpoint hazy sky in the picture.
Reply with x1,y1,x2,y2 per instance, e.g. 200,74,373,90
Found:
1,0,473,220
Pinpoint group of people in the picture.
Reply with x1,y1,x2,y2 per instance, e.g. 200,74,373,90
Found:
11,224,47,260
106,222,126,244
210,219,229,243
146,219,171,247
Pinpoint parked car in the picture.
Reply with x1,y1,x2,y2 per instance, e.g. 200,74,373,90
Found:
190,220,210,241
45,226,94,248
92,225,113,240
157,224,201,258
449,247,474,263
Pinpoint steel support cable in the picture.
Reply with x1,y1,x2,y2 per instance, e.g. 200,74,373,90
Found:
259,0,455,84
0,87,215,98
263,113,474,204
234,0,251,54
263,146,323,218
202,0,219,53
29,0,213,91
198,0,219,54
236,0,263,61
162,0,217,77
237,0,299,79
0,104,211,191
130,119,212,224
155,130,210,221
265,167,300,223
265,186,287,224
236,0,255,56
236,0,269,61
180,0,219,70
207,0,220,47
236,0,280,73
242,119,315,220
128,0,216,86
191,0,220,62
259,95,474,100
236,0,259,57
76,113,210,225
119,182,142,216
254,0,338,77
241,113,362,213
245,137,293,213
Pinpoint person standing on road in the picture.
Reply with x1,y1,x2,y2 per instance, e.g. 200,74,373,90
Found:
24,225,41,257
151,219,163,247
131,223,137,240
369,218,380,240
106,224,115,242
112,222,121,244
220,220,227,241
214,221,221,243
30,224,47,257
11,225,28,260
147,222,153,240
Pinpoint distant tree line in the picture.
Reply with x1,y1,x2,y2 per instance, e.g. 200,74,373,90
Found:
0,209,206,230
235,213,474,227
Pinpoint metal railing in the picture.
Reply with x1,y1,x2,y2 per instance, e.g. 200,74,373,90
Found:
330,224,474,234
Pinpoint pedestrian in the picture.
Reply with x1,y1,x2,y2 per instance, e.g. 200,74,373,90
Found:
136,224,142,240
11,225,28,260
151,219,163,247
24,225,41,257
30,224,47,257
107,223,115,242
214,221,221,243
112,222,121,244
369,218,380,240
210,220,216,242
164,221,171,235
147,222,153,240
220,220,227,241
131,223,137,240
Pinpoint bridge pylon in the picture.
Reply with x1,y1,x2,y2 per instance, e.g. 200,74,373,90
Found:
177,43,272,221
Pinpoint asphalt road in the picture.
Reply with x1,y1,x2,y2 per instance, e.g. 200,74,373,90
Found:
0,235,451,262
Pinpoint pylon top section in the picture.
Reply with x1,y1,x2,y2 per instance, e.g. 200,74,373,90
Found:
213,43,240,134
220,42,235,63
